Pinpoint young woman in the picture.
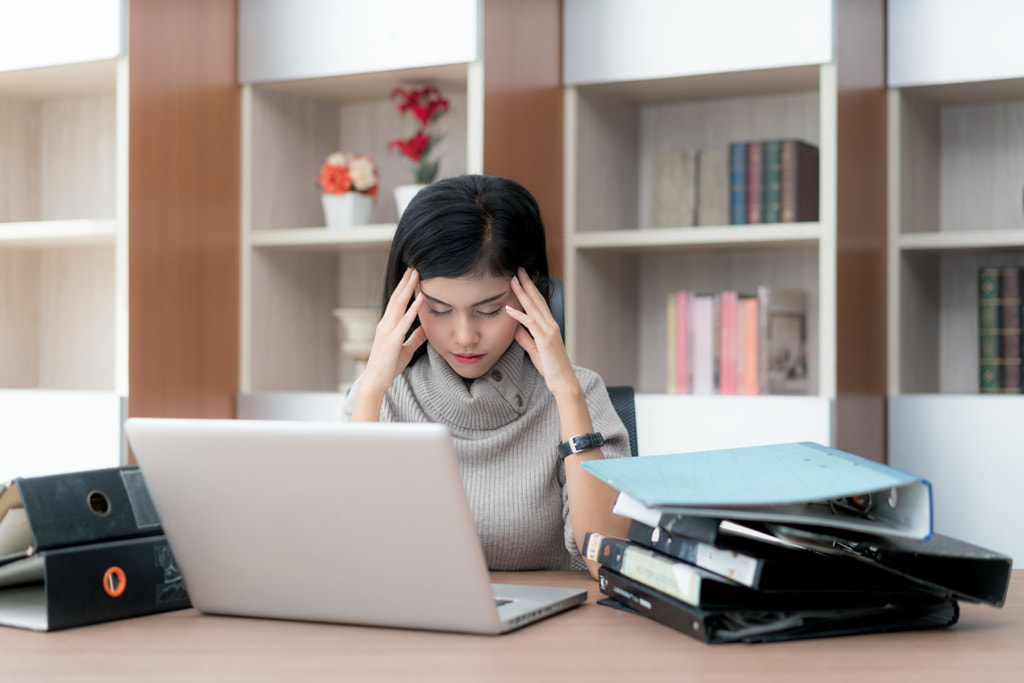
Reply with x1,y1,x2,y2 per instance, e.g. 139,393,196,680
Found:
344,174,630,578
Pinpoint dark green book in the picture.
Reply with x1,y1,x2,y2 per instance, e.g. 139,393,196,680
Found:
978,267,1001,393
998,267,1022,392
761,140,782,223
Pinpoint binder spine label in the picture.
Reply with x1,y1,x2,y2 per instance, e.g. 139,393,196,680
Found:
696,545,758,587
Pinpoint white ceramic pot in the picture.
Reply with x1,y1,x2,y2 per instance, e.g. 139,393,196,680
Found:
321,192,373,228
393,183,426,221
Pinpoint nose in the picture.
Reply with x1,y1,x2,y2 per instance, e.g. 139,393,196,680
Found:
454,313,479,346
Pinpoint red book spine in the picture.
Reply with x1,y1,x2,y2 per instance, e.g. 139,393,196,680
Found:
746,141,763,224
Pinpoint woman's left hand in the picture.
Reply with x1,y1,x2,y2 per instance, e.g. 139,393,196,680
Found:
506,268,581,399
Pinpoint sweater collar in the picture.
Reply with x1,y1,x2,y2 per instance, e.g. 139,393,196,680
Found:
411,343,535,430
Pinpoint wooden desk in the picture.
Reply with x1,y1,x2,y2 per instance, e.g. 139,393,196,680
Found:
3,570,1021,682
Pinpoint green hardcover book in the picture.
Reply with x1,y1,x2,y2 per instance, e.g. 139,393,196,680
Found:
998,267,1022,393
978,267,1001,393
762,140,782,223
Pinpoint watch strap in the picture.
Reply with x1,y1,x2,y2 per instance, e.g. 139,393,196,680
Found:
557,432,605,457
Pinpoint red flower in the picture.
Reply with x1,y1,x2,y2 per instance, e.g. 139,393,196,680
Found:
391,86,449,127
388,132,432,164
318,163,352,194
389,85,448,185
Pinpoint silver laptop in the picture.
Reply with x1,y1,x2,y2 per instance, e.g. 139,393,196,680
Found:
124,418,586,634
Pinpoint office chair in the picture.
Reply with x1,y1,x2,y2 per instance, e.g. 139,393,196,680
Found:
548,277,638,458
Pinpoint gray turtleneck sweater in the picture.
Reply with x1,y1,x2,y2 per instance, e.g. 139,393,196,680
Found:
342,343,630,570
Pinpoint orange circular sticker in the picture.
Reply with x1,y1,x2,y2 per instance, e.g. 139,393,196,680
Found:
103,566,127,598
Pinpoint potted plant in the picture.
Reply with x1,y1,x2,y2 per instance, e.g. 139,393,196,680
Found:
318,152,379,228
388,85,449,218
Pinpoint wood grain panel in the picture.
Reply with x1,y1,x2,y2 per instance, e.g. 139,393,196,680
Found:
834,0,888,461
482,0,563,276
128,0,240,422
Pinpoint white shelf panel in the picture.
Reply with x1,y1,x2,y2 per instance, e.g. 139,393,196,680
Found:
250,225,396,250
571,223,823,253
0,219,117,247
0,58,117,99
897,229,1024,252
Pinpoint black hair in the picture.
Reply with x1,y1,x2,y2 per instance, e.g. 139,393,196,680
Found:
381,174,551,361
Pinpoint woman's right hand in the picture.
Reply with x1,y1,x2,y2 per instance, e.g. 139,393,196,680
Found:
350,268,427,420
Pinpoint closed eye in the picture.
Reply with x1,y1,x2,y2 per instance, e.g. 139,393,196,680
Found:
426,307,452,317
478,308,503,318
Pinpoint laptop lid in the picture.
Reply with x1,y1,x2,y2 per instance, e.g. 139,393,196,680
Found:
124,418,584,634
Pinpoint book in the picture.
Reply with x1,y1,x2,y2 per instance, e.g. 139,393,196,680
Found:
728,142,747,225
998,267,1022,392
673,290,690,393
651,150,697,228
665,292,677,393
696,148,729,226
0,535,190,631
690,294,715,394
761,140,782,223
978,267,1001,393
780,140,819,222
1,466,163,564
757,286,808,395
737,296,759,394
745,141,763,224
583,441,934,540
597,567,959,644
717,291,738,394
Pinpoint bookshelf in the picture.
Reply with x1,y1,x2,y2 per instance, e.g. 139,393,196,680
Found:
237,0,562,394
562,0,887,460
0,0,126,477
886,1,1024,561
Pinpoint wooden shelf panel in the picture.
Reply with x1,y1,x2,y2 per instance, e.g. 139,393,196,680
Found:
572,223,823,253
0,219,117,248
897,229,1024,252
0,59,117,99
250,225,396,250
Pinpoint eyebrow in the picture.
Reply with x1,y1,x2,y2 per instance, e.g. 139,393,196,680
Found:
422,291,508,308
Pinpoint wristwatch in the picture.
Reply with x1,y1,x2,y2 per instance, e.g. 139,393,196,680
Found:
557,432,605,458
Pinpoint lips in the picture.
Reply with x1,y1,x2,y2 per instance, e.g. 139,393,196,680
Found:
453,353,484,365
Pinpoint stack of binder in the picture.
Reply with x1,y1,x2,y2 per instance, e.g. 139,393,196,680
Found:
0,466,190,631
581,442,1012,644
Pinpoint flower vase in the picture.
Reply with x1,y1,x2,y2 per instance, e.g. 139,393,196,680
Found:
393,183,426,221
321,192,373,228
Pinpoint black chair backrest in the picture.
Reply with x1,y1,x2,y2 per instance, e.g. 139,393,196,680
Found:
550,277,638,457
606,385,639,458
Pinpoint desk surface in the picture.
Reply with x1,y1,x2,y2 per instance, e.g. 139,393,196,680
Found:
3,569,1021,682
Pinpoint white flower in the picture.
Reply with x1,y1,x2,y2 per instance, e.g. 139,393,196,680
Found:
347,154,379,192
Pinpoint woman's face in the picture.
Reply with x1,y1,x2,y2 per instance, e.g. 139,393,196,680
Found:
416,271,523,380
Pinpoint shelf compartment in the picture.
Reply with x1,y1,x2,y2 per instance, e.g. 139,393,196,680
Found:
895,249,1024,394
568,244,820,396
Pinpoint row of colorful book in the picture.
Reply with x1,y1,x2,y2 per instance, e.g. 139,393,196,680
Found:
581,442,1012,644
666,286,808,395
650,139,818,229
979,266,1022,393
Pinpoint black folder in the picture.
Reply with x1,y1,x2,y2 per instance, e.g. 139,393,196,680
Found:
598,567,959,644
0,466,162,563
626,519,923,593
584,532,934,610
767,524,1013,607
0,535,190,631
